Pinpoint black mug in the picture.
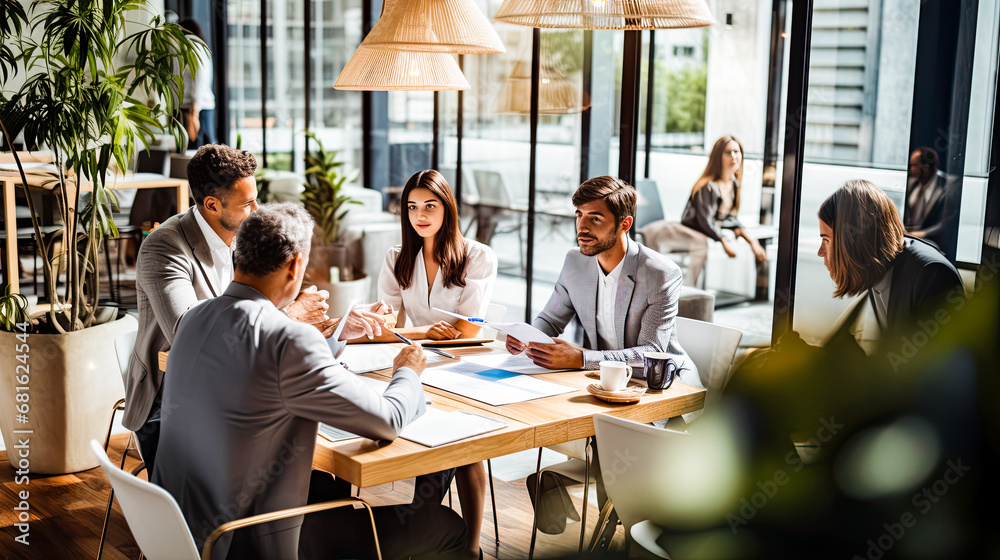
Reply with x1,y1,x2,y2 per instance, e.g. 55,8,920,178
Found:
643,352,678,391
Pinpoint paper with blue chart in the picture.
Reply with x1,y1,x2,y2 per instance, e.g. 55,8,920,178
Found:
421,361,576,406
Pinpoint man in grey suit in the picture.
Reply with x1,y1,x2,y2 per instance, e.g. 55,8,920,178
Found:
506,175,699,390
152,203,466,560
123,145,385,471
506,176,700,549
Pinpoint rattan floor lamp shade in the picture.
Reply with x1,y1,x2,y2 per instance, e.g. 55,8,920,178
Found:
364,0,505,54
334,48,470,91
494,0,715,29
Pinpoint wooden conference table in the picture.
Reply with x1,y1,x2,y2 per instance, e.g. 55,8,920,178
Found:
164,342,706,489
0,166,190,293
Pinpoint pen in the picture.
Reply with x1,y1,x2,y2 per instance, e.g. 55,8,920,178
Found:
393,331,457,359
466,317,485,323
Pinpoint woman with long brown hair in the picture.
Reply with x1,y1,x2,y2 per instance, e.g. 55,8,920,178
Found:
681,135,767,263
378,169,498,340
377,169,497,560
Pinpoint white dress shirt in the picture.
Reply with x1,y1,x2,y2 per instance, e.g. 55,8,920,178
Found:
830,268,893,356
596,256,625,351
192,205,233,293
182,49,216,111
378,239,498,326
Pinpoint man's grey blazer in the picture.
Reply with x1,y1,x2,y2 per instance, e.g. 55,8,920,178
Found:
151,282,426,559
122,208,224,431
533,237,701,390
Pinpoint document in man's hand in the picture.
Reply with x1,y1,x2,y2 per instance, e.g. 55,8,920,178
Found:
340,344,444,374
399,408,508,448
432,308,555,344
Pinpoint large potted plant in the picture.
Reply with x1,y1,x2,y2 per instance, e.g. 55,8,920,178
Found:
0,0,198,473
300,131,367,318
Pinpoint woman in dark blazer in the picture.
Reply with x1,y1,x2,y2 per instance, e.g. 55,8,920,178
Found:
817,180,963,354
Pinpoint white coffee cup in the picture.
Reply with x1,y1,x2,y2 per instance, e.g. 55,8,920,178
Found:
599,360,632,392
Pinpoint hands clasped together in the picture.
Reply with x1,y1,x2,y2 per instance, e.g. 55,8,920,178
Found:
283,286,392,340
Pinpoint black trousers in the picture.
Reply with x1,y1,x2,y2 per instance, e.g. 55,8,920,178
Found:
299,471,467,560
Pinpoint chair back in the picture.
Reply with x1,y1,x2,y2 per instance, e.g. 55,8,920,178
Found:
89,440,201,560
674,317,742,404
439,165,479,205
115,329,138,385
472,170,510,208
635,179,664,230
593,413,743,534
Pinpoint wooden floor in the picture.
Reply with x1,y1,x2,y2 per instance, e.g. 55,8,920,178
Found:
1,434,624,559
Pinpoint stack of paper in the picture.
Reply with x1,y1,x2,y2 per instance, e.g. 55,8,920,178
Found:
340,344,444,374
318,375,434,442
462,352,571,375
399,408,508,447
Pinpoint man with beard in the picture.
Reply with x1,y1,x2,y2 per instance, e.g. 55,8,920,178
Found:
505,176,701,548
123,144,386,472
505,175,698,387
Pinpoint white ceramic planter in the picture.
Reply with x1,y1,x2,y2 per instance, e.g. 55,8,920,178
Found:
0,313,136,474
316,275,371,319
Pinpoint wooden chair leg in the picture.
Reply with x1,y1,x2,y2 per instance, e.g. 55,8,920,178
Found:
578,436,592,553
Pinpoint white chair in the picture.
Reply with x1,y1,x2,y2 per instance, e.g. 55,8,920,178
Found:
97,328,140,560
90,440,382,560
526,317,743,557
674,317,743,409
592,413,744,558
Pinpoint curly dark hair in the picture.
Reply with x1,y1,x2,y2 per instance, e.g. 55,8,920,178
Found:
233,203,314,277
187,144,257,206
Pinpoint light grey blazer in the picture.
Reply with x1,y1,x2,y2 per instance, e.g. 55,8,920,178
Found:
533,237,701,390
123,208,224,431
151,282,426,559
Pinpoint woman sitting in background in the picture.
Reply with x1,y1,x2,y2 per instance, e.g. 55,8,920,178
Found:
817,179,963,354
681,135,767,264
640,135,765,286
378,169,498,560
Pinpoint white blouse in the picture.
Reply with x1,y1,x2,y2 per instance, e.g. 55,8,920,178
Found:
378,239,498,327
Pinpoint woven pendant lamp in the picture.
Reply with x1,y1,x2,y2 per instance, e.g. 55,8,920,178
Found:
334,48,470,91
494,0,715,30
494,60,590,114
363,0,505,54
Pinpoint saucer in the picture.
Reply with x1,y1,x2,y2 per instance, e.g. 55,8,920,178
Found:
586,383,646,403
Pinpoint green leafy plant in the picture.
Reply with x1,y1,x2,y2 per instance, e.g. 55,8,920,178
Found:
301,131,361,246
0,0,200,333
0,284,30,332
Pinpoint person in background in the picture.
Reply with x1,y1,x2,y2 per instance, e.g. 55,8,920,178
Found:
639,135,766,286
178,19,217,148
681,135,767,264
152,203,466,560
817,179,963,355
904,146,950,250
376,169,498,560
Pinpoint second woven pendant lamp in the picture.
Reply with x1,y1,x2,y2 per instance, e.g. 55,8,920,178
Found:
494,0,715,30
333,48,470,91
